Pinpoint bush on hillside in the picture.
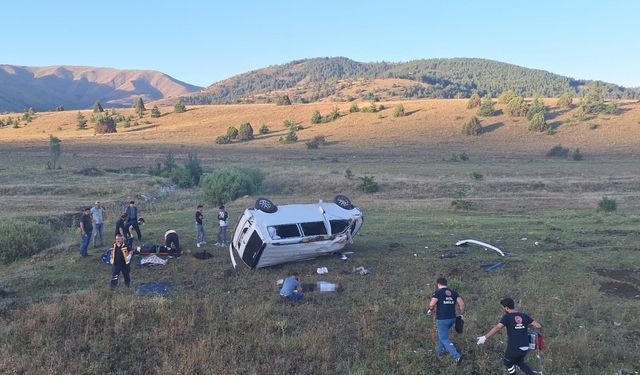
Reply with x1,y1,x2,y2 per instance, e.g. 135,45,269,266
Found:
393,104,405,117
349,102,360,113
276,95,292,105
357,175,379,193
311,110,322,124
527,96,546,121
151,105,161,118
557,92,573,108
215,135,231,144
227,126,239,139
0,219,56,264
498,90,517,104
528,112,547,132
546,145,569,158
603,102,618,115
94,115,116,134
174,99,187,113
466,93,481,109
572,148,583,161
597,196,617,212
505,96,529,117
476,96,495,116
201,166,265,204
279,130,298,143
305,135,327,149
259,124,269,134
93,101,104,113
76,112,88,130
238,122,254,141
462,116,482,135
581,87,606,114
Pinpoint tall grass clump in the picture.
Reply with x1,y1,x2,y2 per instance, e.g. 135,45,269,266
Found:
357,175,379,193
462,116,482,135
0,219,56,264
201,166,265,204
597,196,617,212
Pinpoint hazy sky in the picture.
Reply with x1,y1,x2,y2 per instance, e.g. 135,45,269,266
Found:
3,1,639,87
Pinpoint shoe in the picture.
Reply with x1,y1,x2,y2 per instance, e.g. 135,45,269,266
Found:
201,241,207,244
214,242,221,246
197,243,201,248
455,355,463,366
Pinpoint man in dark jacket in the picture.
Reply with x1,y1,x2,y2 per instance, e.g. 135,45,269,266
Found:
79,207,93,257
125,201,142,240
110,234,132,288
477,297,542,375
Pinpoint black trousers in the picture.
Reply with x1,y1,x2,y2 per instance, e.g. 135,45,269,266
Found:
128,221,141,240
503,347,536,375
111,263,131,288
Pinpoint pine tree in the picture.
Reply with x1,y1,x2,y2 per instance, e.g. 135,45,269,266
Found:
93,101,104,113
76,112,88,130
134,97,146,117
174,99,187,113
151,105,161,118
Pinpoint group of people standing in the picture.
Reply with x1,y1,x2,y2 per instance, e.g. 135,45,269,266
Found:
195,204,228,247
428,277,542,374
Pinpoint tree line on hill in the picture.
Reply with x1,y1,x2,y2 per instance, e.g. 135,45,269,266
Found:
182,57,639,105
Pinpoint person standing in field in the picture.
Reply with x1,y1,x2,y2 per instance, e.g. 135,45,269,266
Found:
195,204,206,247
125,201,142,241
476,297,542,375
79,207,93,257
110,234,132,288
90,201,107,248
216,205,229,246
114,213,128,238
427,277,465,365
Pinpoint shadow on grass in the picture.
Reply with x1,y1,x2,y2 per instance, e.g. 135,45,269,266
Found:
482,122,504,134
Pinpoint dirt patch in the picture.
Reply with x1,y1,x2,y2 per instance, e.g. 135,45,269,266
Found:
596,268,640,298
598,281,640,298
0,289,16,298
596,268,640,285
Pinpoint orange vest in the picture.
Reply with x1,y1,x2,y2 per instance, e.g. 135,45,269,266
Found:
110,243,132,265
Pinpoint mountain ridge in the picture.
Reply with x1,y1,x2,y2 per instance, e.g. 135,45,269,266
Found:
0,65,202,112
184,57,639,105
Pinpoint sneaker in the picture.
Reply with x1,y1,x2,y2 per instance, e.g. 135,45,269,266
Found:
455,355,463,366
197,243,201,248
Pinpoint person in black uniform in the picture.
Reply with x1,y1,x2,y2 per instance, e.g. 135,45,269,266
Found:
476,297,542,375
115,213,128,238
427,277,465,365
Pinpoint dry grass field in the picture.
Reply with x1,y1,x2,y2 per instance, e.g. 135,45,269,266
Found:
0,99,639,374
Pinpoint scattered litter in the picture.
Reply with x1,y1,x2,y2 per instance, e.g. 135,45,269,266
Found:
613,321,622,327
354,266,369,275
480,262,505,272
534,241,540,246
455,239,505,257
340,254,348,261
424,246,429,249
140,254,168,266
440,250,466,259
414,253,417,257
276,278,284,286
317,267,329,274
135,282,172,296
521,237,528,241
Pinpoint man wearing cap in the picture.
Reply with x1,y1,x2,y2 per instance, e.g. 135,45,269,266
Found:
476,297,542,375
79,207,93,257
90,201,107,247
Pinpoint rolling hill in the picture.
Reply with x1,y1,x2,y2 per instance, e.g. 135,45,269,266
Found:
0,65,202,112
184,57,639,105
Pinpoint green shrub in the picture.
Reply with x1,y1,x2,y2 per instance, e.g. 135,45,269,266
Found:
462,116,482,135
93,101,104,113
572,148,583,161
357,175,379,193
470,172,484,180
476,96,495,116
466,93,481,109
169,167,192,188
76,112,88,130
259,124,269,134
276,95,292,105
349,103,360,113
311,110,322,124
279,131,298,143
498,90,517,104
345,168,354,179
528,112,547,132
184,152,203,185
393,104,405,117
238,122,254,141
227,126,239,139
526,97,546,121
150,105,161,118
325,107,340,122
283,119,302,131
603,102,618,115
201,166,265,204
557,92,573,108
589,123,599,130
305,135,327,149
174,99,187,113
0,219,56,264
581,87,605,114
597,196,617,212
215,135,231,144
546,145,569,158
505,96,528,117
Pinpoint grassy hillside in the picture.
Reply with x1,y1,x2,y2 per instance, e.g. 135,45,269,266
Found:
184,57,639,104
0,99,639,374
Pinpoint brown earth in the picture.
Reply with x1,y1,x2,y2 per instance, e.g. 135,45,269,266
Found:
597,268,640,298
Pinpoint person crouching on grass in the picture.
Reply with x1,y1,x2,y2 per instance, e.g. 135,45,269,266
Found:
110,234,133,289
